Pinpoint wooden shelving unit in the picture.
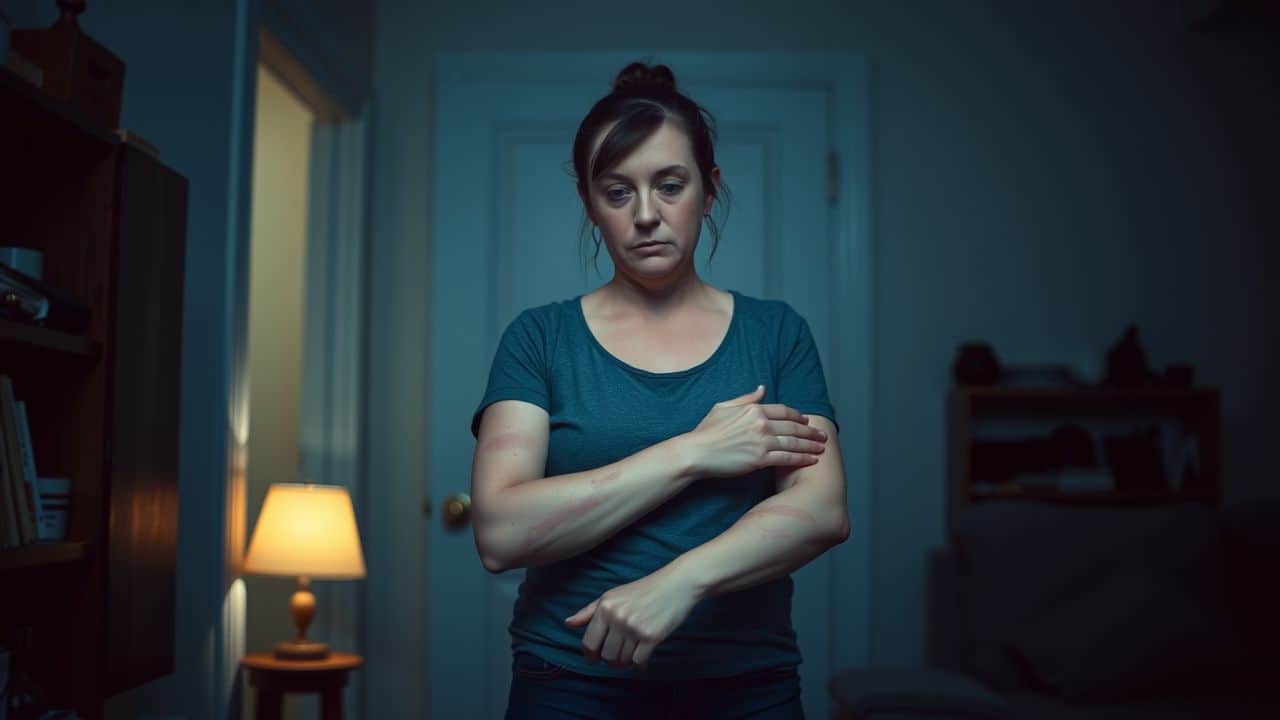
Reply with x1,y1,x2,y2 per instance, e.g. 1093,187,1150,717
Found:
0,316,100,359
0,541,89,571
946,385,1221,529
0,61,187,718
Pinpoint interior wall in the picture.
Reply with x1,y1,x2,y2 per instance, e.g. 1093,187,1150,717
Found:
244,63,315,719
371,0,1279,672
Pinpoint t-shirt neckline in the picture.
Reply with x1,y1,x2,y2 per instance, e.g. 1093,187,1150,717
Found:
574,288,740,379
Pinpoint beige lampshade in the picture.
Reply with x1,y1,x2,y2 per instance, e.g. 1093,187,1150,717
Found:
243,483,367,579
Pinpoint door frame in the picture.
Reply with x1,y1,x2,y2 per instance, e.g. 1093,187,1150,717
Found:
298,105,372,719
367,50,875,717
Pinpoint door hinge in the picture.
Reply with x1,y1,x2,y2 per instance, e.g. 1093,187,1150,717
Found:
827,151,839,204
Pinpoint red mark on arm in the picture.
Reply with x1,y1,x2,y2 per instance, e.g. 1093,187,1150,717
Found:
521,470,619,552
481,432,539,455
743,505,816,524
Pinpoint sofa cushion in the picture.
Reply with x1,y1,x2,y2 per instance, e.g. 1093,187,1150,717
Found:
828,667,1015,720
1008,568,1249,700
1221,500,1280,671
949,501,1221,689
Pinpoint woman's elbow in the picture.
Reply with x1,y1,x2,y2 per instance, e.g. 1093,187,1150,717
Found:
830,515,852,545
475,528,511,574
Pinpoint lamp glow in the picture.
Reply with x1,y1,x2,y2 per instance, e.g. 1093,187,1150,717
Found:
243,483,366,660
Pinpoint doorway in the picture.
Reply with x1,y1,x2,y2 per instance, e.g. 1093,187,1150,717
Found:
241,28,371,720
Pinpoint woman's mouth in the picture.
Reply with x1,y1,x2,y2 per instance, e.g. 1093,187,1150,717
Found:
632,241,669,250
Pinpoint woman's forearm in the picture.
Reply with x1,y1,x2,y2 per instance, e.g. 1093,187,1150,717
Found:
667,480,849,601
475,435,698,572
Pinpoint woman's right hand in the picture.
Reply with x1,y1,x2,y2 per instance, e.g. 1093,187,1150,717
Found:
682,385,827,479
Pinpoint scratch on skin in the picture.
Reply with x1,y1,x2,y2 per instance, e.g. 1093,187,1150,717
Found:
481,432,539,455
743,505,816,524
521,470,619,551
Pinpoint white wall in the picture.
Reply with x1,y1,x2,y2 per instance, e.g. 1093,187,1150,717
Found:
370,0,1279,673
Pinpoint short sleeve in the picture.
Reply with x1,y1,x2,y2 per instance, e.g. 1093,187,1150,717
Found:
470,309,551,438
775,306,839,433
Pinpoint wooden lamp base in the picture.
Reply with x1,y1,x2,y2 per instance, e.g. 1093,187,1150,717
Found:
273,575,329,661
274,639,330,661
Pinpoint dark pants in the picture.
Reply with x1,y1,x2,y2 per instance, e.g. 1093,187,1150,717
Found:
505,651,805,720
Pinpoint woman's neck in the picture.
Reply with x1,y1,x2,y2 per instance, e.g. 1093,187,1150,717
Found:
596,271,719,318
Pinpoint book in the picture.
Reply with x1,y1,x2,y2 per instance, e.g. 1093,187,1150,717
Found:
0,391,18,547
15,401,43,525
0,375,36,543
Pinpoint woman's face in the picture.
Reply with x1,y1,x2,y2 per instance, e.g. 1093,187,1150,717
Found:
583,120,718,286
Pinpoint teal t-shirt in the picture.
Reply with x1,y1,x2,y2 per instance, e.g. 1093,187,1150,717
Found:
470,288,838,680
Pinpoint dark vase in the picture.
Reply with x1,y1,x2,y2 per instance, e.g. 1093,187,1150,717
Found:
953,342,1001,386
1104,324,1152,387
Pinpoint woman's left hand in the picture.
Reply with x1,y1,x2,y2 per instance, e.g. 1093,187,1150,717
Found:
563,565,699,670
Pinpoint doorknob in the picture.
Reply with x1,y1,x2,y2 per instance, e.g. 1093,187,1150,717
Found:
441,493,472,531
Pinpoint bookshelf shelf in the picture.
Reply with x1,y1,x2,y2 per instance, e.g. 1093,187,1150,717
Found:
0,541,89,571
969,487,1211,504
0,317,100,359
946,385,1222,531
0,64,118,149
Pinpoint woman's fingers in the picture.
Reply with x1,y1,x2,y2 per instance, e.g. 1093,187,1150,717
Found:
765,419,828,443
633,640,656,670
770,435,826,454
759,403,810,424
766,450,823,466
613,635,638,667
599,624,624,665
580,610,607,663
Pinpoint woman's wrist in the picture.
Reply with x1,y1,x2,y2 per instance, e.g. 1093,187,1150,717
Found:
664,432,704,483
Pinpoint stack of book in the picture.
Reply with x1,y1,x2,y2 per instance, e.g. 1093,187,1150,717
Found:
0,374,44,547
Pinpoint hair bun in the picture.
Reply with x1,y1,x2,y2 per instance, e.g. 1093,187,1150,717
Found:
612,62,677,94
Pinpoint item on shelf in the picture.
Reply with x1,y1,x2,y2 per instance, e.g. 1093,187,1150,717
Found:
1056,468,1115,493
36,477,69,541
1001,363,1084,388
1103,324,1155,387
3,627,50,720
1049,423,1098,469
1164,363,1195,388
112,128,159,159
952,341,1001,386
0,248,43,280
9,1,124,131
0,262,89,334
1101,426,1167,492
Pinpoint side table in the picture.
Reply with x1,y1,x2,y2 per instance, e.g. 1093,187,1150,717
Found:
241,652,364,720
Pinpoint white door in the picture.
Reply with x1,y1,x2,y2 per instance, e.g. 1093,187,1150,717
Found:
427,52,869,720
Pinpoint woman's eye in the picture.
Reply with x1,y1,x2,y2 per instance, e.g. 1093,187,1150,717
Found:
606,188,630,201
659,182,684,195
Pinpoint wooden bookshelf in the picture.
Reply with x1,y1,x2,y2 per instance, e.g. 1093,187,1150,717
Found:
0,541,89,571
0,60,186,718
946,385,1221,530
0,316,100,359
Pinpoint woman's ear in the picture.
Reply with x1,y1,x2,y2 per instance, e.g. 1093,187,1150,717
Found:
703,165,721,215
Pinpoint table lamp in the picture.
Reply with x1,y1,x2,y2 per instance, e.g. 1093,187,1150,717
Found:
243,483,367,660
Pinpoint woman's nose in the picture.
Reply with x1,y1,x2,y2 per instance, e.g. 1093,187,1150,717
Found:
634,193,660,229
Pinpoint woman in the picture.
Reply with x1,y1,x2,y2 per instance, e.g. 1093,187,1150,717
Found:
470,61,850,719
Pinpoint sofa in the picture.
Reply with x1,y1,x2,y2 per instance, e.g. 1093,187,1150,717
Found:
829,499,1280,719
